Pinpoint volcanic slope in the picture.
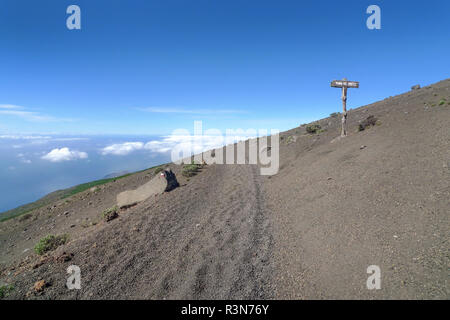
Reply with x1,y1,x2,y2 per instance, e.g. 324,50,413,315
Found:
0,79,448,299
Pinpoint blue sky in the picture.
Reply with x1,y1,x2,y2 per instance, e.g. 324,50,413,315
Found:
0,0,449,135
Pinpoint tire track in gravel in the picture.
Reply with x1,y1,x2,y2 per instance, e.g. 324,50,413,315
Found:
148,164,274,299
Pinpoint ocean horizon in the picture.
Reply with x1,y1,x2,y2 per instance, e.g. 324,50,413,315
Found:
0,134,173,213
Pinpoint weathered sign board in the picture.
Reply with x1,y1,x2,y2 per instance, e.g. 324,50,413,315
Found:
331,78,359,137
331,80,359,88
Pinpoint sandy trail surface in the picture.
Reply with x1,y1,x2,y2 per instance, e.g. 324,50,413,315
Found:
1,164,275,299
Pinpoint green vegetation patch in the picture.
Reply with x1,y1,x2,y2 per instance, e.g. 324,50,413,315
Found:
0,165,167,222
0,284,14,299
182,163,202,178
102,206,119,222
305,124,322,134
359,115,378,131
34,234,69,255
154,166,164,174
285,136,294,144
63,174,132,198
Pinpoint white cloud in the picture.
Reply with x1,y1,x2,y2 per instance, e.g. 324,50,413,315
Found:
0,104,22,110
143,135,229,154
101,142,144,156
101,134,254,157
0,104,75,122
1,135,89,150
0,134,52,140
52,137,89,141
41,147,88,162
17,153,32,164
0,109,55,122
136,107,248,115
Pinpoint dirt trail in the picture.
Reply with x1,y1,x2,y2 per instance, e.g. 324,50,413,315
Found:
135,164,274,299
2,164,274,299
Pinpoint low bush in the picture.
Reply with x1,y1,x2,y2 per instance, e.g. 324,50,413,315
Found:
102,206,119,222
154,167,163,174
305,124,322,134
358,115,378,131
34,234,69,255
182,164,201,177
0,285,14,299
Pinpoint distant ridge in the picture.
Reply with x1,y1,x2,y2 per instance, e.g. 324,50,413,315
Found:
103,171,130,179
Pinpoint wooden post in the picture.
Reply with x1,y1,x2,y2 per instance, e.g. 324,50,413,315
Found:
341,78,348,137
330,78,359,138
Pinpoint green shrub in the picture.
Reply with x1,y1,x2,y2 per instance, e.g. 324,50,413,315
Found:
305,124,321,134
182,164,201,177
18,213,33,222
438,100,445,106
285,136,294,144
34,234,69,255
102,206,119,222
330,112,340,118
154,167,163,174
0,284,14,299
359,115,378,131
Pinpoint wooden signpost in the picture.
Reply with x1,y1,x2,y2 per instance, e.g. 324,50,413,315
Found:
331,78,359,137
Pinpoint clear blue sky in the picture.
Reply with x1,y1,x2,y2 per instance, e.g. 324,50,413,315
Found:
0,0,448,135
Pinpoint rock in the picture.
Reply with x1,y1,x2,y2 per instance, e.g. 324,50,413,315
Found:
63,211,70,215
360,145,367,150
117,170,179,208
34,280,48,292
55,252,74,263
411,84,421,90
